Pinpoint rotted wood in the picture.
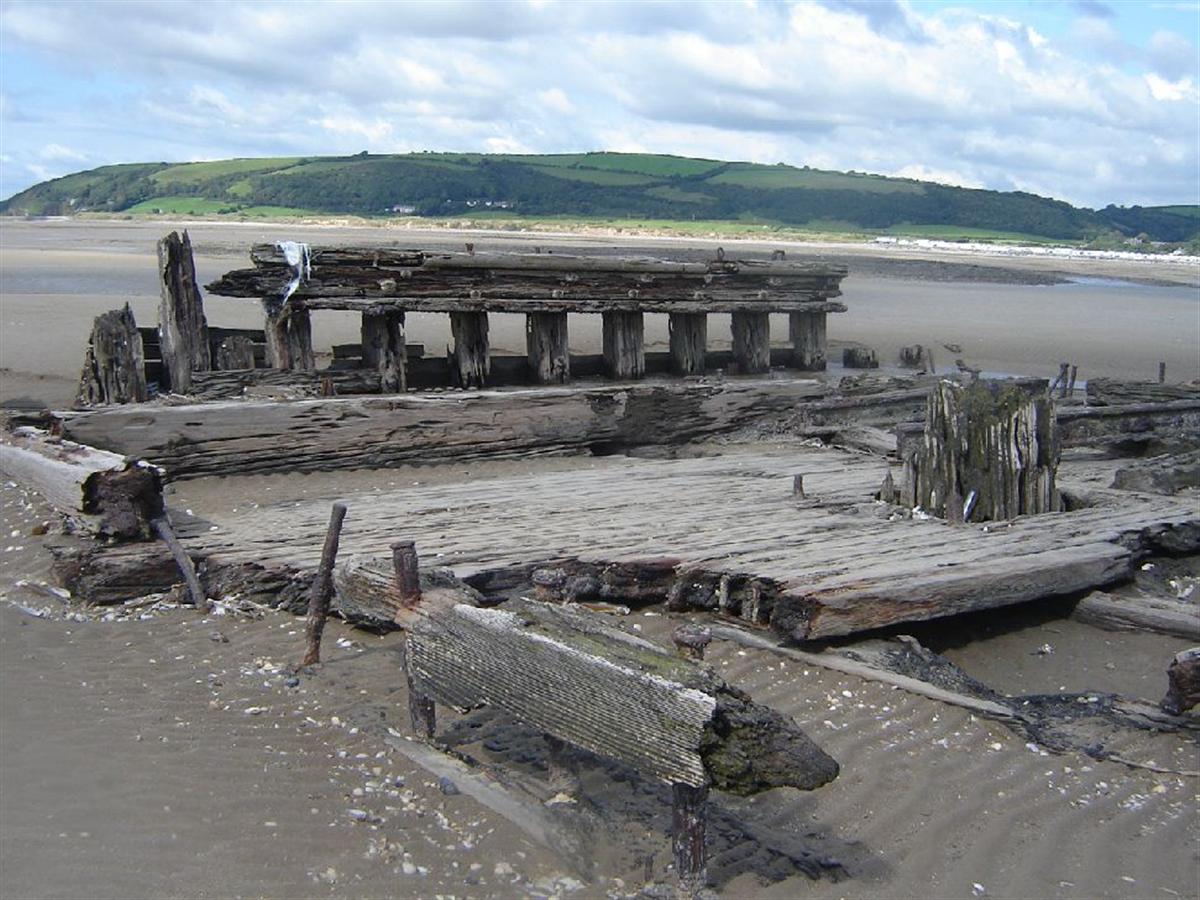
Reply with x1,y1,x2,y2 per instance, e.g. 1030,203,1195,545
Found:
300,502,348,666
157,231,210,393
186,368,382,401
525,312,570,384
76,304,148,406
1161,648,1200,715
361,310,407,392
903,378,1059,521
668,313,707,376
789,310,827,371
673,783,708,894
206,245,849,310
264,309,291,369
843,347,879,369
0,427,163,539
1085,378,1200,406
405,598,839,793
1110,450,1200,495
214,335,256,371
286,308,315,371
400,537,437,740
602,311,645,380
730,311,770,375
450,311,490,388
332,554,484,633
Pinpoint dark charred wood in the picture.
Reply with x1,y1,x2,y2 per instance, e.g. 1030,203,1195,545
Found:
842,347,879,369
1161,648,1200,715
76,305,148,406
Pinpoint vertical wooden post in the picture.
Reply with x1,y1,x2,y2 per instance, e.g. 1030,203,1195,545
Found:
602,311,645,379
301,502,348,666
1050,362,1069,396
362,310,407,392
214,335,256,371
731,310,770,374
394,539,435,738
672,783,708,895
1158,361,1167,384
668,313,707,376
287,308,315,371
789,309,827,371
792,474,806,498
450,311,490,388
1067,365,1078,397
525,312,570,384
264,310,291,370
157,230,210,393
151,516,207,610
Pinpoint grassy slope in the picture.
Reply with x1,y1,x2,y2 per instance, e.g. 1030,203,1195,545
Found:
4,151,1197,244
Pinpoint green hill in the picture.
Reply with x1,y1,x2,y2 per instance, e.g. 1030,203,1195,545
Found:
3,151,1197,244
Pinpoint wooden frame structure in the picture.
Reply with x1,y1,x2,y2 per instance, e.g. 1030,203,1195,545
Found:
204,243,848,389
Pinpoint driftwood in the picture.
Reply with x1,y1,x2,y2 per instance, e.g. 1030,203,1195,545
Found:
76,305,148,406
157,231,210,392
1162,648,1200,715
0,428,162,539
1086,378,1200,407
206,245,848,311
1071,590,1199,640
903,378,1058,521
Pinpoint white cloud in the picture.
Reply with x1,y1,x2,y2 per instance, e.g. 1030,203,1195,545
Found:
40,143,86,162
891,164,984,189
0,0,1196,207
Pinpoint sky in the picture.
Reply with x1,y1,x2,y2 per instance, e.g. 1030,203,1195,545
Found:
1,0,1197,209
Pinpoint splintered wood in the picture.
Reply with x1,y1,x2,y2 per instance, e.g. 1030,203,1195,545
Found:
904,378,1058,522
171,445,1199,640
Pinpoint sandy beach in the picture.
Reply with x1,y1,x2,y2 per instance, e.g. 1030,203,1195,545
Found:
1,217,1198,899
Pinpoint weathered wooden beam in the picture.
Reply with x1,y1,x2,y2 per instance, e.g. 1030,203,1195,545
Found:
76,305,148,406
730,311,770,375
602,311,645,380
361,310,407,392
1071,590,1200,640
332,554,485,633
525,312,570,384
157,231,210,393
1086,378,1200,407
789,310,827,372
405,598,839,793
450,311,490,388
668,313,707,376
185,368,382,402
0,428,163,539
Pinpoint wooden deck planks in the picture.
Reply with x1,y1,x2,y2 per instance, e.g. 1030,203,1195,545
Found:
170,445,1198,639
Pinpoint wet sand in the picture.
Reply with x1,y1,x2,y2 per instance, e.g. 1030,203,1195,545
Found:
1,218,1197,408
2,476,1197,900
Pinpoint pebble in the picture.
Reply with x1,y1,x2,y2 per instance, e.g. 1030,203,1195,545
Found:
494,862,515,876
347,809,369,821
284,676,300,688
438,776,461,796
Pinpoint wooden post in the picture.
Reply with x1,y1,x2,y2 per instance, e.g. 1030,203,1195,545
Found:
602,311,645,380
668,313,707,376
286,308,315,371
1050,362,1069,396
300,502,348,666
672,782,708,895
214,335,256,371
525,312,569,384
450,311,490,388
843,347,879,369
1159,362,1167,384
1067,365,1078,397
151,516,207,610
903,378,1059,522
730,310,770,374
792,473,806,498
361,311,407,392
394,539,435,738
76,304,148,405
264,309,291,370
789,310,827,371
157,230,210,393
